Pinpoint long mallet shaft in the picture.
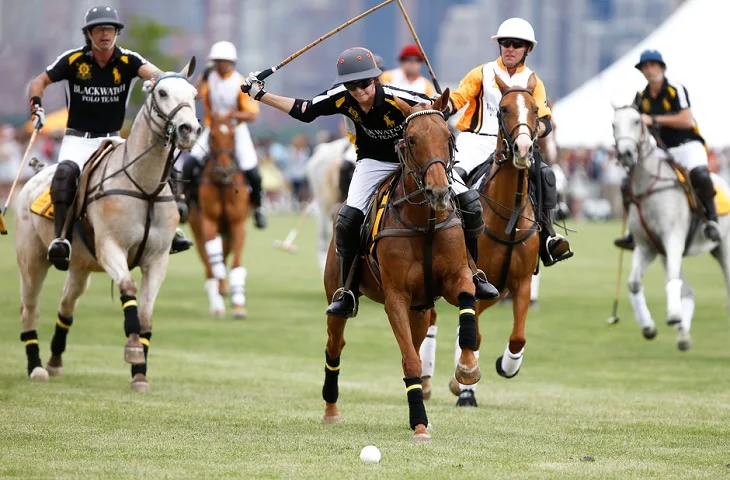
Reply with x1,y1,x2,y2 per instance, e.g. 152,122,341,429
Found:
243,0,394,89
607,215,628,325
0,129,39,235
395,0,442,94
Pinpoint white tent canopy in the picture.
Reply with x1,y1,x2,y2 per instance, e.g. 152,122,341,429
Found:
553,0,730,149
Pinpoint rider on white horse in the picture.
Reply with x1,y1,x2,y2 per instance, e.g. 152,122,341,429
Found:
447,17,573,268
28,5,192,272
242,47,499,317
182,41,268,229
614,49,721,249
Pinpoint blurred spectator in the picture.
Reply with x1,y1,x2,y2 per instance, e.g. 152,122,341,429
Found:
286,134,312,207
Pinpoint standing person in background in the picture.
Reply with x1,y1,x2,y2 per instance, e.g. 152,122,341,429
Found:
380,45,436,97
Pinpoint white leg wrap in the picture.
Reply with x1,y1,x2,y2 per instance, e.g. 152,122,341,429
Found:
205,236,226,280
229,266,247,307
500,343,524,377
665,278,683,322
629,287,654,329
680,293,695,333
419,325,437,377
204,278,225,315
530,273,540,301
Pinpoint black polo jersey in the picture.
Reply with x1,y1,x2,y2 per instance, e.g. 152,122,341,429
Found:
289,84,432,163
46,45,147,134
633,78,704,148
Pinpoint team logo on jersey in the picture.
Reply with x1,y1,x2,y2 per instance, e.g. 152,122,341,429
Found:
347,106,361,122
641,98,651,113
383,112,395,128
112,67,121,85
76,63,92,80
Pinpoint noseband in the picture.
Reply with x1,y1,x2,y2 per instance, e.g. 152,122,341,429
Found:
396,109,455,204
495,88,538,165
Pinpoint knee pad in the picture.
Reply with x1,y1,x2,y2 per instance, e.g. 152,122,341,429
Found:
690,166,715,202
335,205,365,257
453,167,467,181
456,190,484,236
51,162,81,205
541,164,558,210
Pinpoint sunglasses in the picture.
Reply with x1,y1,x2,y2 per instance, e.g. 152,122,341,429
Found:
498,38,527,49
344,79,373,91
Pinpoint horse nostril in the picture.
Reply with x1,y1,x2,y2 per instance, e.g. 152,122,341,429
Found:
425,187,434,198
178,123,192,136
196,125,203,135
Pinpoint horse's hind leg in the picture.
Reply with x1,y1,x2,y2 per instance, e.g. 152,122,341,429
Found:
711,239,730,317
663,237,686,326
496,276,530,379
628,246,658,339
419,308,437,400
18,245,50,381
47,267,91,376
676,278,694,351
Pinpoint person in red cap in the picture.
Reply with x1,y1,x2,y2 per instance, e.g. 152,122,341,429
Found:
380,44,435,97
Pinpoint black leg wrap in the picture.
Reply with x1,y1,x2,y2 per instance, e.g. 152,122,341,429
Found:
51,313,73,356
322,352,340,404
20,330,42,375
244,166,264,208
131,332,151,377
121,295,140,336
458,292,478,351
404,377,428,430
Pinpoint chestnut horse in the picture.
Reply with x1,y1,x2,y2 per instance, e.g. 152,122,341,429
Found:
439,74,542,401
320,90,481,442
190,117,250,318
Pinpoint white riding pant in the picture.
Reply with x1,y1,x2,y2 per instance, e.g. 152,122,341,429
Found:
190,123,258,171
656,140,708,172
345,158,399,213
57,134,124,168
451,132,497,195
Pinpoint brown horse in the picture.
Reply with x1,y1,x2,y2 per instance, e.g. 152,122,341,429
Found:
442,74,542,399
190,117,250,318
320,89,481,442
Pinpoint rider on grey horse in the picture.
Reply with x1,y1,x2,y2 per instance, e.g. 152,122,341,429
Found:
242,47,500,318
28,5,192,271
615,49,721,250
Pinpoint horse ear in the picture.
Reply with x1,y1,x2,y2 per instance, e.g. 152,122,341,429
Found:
393,95,413,117
526,73,537,94
432,88,451,113
179,56,196,79
494,72,510,95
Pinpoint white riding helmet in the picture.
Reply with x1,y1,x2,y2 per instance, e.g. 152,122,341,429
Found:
491,17,537,47
208,41,238,62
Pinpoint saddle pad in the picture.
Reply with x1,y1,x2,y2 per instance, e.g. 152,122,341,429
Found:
369,189,390,254
30,187,54,220
713,176,730,216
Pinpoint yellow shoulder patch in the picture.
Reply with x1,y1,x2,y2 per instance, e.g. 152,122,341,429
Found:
662,98,672,112
120,55,129,64
384,98,398,108
667,86,676,98
335,97,345,108
68,51,83,65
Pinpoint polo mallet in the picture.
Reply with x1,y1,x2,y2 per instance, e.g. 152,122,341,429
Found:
0,129,39,235
395,0,442,94
241,0,394,92
272,201,315,254
607,214,628,325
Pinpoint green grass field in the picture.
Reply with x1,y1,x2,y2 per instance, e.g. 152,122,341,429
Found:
1,214,729,479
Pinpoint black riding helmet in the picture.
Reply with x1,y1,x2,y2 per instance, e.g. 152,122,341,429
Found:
81,5,124,33
333,47,382,86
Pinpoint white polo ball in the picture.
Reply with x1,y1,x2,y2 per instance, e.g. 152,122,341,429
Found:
359,445,381,463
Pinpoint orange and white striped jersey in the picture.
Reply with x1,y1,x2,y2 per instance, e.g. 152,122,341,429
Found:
199,69,259,126
380,68,436,97
450,58,550,135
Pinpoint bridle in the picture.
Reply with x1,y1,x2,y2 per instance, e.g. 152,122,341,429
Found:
613,105,657,172
395,109,456,206
494,88,539,166
205,122,240,186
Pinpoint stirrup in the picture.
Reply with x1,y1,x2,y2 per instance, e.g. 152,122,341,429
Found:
47,238,72,270
705,220,721,241
544,234,573,266
48,238,71,255
328,287,358,317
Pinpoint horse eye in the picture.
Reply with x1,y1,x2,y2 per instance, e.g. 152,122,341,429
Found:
633,119,640,125
158,89,168,98
533,107,538,114
407,137,416,146
500,106,508,113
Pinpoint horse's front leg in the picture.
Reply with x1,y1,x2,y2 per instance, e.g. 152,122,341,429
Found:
322,243,346,424
47,267,91,376
663,236,686,326
96,239,145,367
628,245,658,339
496,275,530,379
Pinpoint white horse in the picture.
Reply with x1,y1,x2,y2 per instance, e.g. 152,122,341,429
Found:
612,105,730,350
14,60,200,391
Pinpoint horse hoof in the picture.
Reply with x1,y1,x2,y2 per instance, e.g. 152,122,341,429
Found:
211,309,225,318
29,366,49,382
455,363,481,386
232,305,248,319
124,345,145,365
677,339,692,351
495,356,520,379
322,415,342,424
130,380,150,393
422,376,432,400
642,326,658,340
46,365,63,377
448,377,461,396
411,425,431,443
